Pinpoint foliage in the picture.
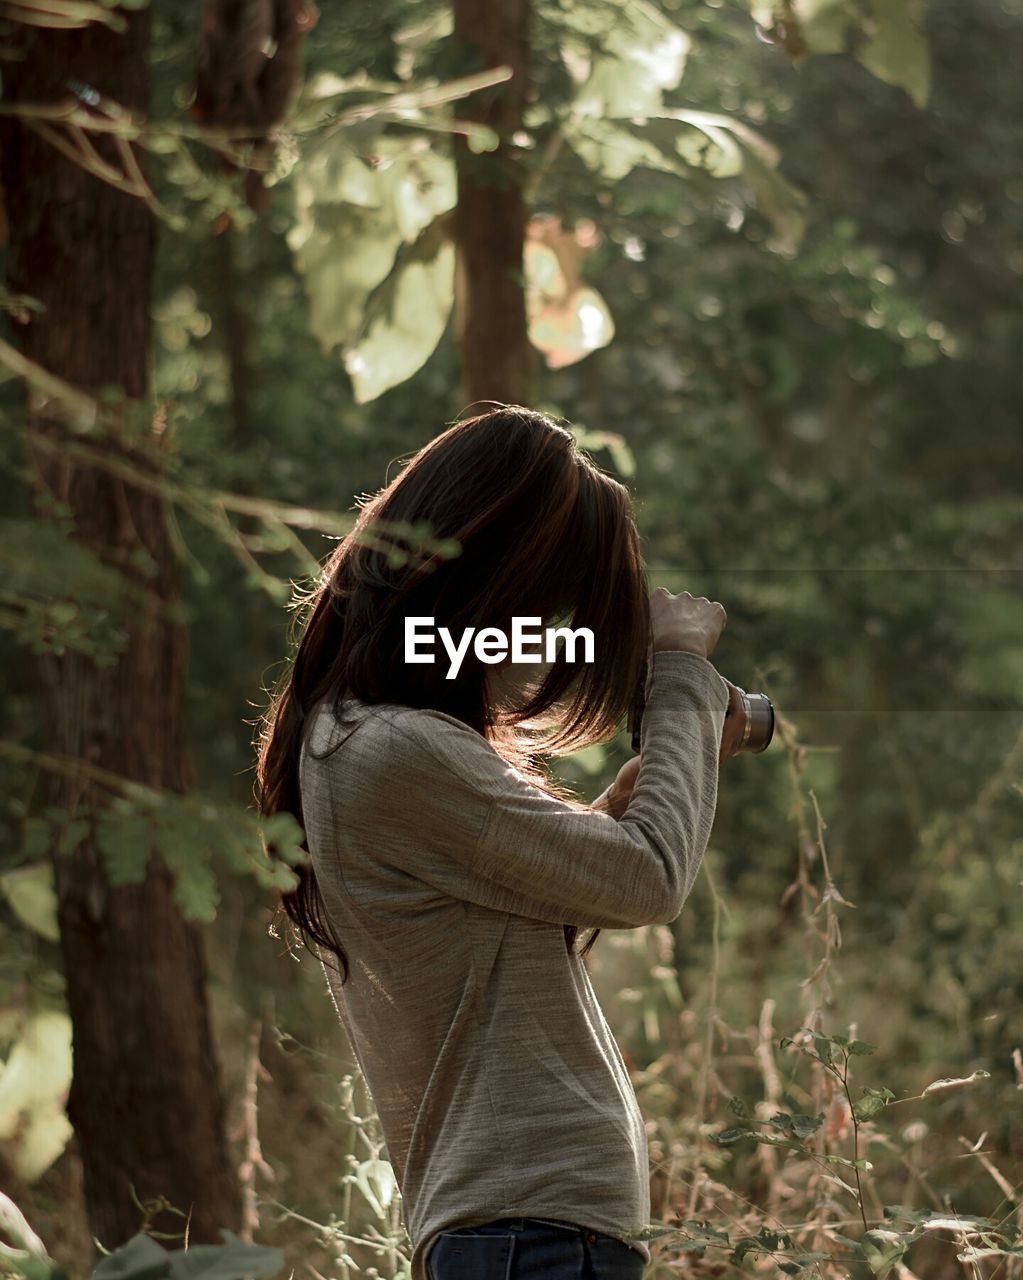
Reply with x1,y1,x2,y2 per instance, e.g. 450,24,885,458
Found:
0,1191,285,1280
1,785,307,928
284,0,817,400
749,0,931,108
264,1071,413,1279
0,517,136,665
87,1231,284,1280
0,1011,72,1185
546,0,810,250
286,129,458,401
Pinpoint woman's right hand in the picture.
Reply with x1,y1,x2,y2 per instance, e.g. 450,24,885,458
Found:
649,588,727,659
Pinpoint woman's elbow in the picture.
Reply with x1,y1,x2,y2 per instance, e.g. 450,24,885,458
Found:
605,864,692,928
646,877,691,925
621,829,698,925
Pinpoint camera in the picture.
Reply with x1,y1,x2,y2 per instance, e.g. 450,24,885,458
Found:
628,669,774,755
728,686,775,754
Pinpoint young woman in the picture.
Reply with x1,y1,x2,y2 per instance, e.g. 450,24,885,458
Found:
256,406,744,1280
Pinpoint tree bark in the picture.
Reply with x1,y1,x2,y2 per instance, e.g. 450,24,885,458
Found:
451,0,535,406
0,15,242,1253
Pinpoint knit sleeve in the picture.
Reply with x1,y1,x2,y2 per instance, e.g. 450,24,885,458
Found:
373,650,729,930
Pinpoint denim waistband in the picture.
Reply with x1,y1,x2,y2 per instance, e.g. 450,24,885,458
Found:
491,1217,583,1234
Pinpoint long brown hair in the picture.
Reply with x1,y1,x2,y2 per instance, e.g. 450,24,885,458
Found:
255,405,650,982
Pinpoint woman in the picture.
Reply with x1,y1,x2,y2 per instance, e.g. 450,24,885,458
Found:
256,405,744,1280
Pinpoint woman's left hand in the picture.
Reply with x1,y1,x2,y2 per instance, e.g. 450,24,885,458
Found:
719,678,748,766
593,678,749,818
591,755,642,820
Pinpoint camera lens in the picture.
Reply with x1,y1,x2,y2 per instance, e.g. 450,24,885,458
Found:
736,689,774,753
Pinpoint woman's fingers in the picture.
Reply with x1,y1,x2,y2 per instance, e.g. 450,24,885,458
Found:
718,679,747,766
604,754,642,819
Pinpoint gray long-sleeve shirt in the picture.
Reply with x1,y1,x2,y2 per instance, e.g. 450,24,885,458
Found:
298,649,730,1280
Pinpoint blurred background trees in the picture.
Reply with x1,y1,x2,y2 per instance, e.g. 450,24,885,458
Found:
0,0,1020,1276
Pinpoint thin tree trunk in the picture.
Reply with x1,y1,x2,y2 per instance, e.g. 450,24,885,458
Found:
451,0,534,406
0,16,242,1253
213,225,254,442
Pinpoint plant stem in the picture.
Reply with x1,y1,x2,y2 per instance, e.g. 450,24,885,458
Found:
841,1052,870,1233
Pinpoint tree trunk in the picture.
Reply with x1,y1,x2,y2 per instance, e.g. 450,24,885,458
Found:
451,0,534,406
0,15,242,1254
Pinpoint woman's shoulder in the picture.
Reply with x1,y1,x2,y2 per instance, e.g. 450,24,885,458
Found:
306,694,498,776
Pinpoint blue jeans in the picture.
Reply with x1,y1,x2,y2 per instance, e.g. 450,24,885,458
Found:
425,1216,646,1279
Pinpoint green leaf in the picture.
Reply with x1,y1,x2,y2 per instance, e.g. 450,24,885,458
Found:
561,0,691,119
95,807,154,887
0,863,59,941
619,1225,676,1245
0,1011,74,1183
88,1229,285,1280
858,0,930,108
750,0,930,105
678,1220,730,1244
288,136,456,362
713,1126,757,1144
809,1029,835,1066
859,1227,908,1277
55,818,90,858
730,1237,762,1265
1,1251,68,1280
823,1153,874,1170
605,434,636,477
165,1229,284,1278
790,1112,825,1139
881,1205,934,1225
713,1125,808,1155
853,1086,895,1120
736,145,808,252
155,810,219,925
352,1158,397,1220
344,225,455,403
561,116,677,183
168,859,219,924
0,518,138,663
767,1110,824,1139
566,108,807,251
90,1233,170,1280
257,812,307,859
779,1252,835,1273
921,1069,991,1095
